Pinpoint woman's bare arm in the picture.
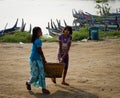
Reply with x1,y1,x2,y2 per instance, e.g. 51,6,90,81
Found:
38,47,46,63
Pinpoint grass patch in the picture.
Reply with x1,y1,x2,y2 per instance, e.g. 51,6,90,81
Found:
41,36,58,42
0,31,31,43
0,28,120,43
72,27,89,41
99,30,120,39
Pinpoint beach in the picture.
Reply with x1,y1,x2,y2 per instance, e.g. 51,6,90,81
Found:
0,38,120,98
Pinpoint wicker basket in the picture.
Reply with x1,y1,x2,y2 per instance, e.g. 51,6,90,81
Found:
44,62,65,78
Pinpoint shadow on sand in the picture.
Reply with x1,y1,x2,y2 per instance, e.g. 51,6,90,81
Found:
28,84,99,98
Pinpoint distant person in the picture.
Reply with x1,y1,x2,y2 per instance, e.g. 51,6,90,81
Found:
88,29,91,40
26,26,50,94
51,26,73,86
104,23,108,31
116,23,120,31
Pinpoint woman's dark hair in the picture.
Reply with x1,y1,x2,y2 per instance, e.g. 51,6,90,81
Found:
31,27,41,43
64,26,73,35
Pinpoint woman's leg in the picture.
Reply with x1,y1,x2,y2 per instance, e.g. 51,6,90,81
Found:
26,60,38,90
37,60,50,94
51,53,61,84
51,78,56,83
61,55,69,86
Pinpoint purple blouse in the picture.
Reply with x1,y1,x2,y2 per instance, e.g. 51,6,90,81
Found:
58,34,72,54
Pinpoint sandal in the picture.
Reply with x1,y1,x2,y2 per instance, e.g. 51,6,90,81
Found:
26,82,31,90
61,82,69,86
42,89,50,94
51,78,56,84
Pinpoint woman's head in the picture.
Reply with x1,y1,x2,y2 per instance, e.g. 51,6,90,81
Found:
31,26,42,43
63,26,73,36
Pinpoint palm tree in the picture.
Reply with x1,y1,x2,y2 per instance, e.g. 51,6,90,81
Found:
95,0,110,16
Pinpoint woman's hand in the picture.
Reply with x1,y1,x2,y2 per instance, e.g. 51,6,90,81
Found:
43,59,47,64
60,58,63,63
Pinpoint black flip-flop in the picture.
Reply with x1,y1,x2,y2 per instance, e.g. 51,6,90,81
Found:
61,82,69,86
26,82,31,90
51,78,56,84
42,89,50,94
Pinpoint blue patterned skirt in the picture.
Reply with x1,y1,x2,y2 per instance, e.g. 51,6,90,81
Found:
28,60,46,89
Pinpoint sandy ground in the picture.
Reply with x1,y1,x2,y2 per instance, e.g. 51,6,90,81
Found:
0,38,120,98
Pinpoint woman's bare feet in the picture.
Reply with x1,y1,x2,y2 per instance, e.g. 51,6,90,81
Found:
42,88,50,94
26,82,31,90
61,82,69,86
51,78,56,84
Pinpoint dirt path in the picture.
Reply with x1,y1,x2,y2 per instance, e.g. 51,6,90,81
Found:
0,38,120,98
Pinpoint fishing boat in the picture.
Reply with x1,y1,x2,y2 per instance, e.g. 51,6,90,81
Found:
46,20,62,36
0,18,33,37
46,19,80,37
72,9,120,31
0,19,20,36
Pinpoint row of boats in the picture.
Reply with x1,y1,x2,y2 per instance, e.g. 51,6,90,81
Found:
72,9,120,31
1,9,120,37
46,19,80,37
0,18,32,37
46,9,120,37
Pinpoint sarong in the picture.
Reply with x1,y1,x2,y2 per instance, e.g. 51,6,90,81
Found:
28,60,46,88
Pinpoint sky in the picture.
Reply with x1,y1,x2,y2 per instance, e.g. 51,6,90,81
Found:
0,0,120,34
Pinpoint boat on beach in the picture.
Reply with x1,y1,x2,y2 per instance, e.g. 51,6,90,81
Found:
0,19,20,36
46,19,80,37
46,9,120,37
0,18,32,37
72,9,120,31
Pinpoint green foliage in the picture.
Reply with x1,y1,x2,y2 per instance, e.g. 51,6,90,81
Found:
116,8,120,13
0,29,120,43
41,36,58,42
72,27,89,41
96,0,108,3
0,31,31,43
99,30,120,38
95,0,110,16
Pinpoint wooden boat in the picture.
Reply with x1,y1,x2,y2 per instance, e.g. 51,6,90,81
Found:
46,21,62,36
20,18,26,32
46,19,80,37
28,24,32,33
0,19,20,36
0,18,33,37
72,9,120,30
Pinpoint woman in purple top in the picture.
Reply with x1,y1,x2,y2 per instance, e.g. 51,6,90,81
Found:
52,26,72,86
